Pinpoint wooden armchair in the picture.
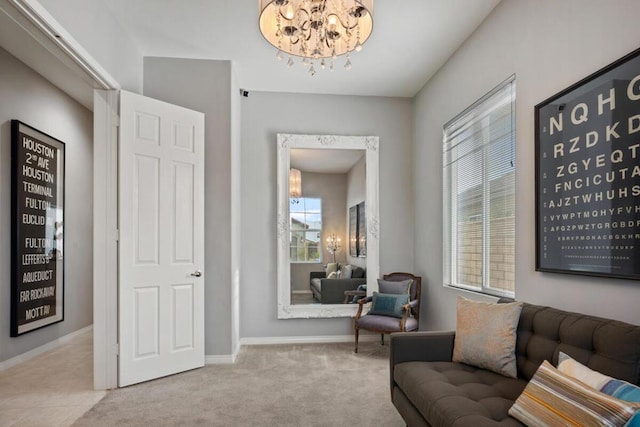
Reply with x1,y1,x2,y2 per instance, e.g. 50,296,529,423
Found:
353,272,422,353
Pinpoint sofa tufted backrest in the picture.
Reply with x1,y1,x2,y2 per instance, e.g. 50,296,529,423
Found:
515,302,640,385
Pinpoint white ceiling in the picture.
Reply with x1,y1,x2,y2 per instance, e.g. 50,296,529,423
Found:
0,0,100,108
291,148,365,174
103,0,501,98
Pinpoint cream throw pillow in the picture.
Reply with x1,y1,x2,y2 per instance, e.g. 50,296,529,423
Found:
325,263,339,276
452,296,523,378
340,264,353,279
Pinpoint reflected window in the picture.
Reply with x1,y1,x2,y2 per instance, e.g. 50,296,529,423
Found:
290,197,322,263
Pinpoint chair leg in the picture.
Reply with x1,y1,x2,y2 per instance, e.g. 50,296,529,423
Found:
381,334,384,346
354,328,359,353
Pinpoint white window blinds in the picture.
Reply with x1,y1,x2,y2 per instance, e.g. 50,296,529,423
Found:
443,76,516,296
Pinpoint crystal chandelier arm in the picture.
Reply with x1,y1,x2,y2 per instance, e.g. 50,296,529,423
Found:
325,13,344,36
299,14,311,32
344,4,368,30
277,3,312,39
303,30,313,42
277,7,290,20
329,10,357,31
277,2,298,21
342,19,359,31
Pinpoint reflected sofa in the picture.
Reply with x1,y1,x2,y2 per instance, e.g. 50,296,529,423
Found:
309,266,366,304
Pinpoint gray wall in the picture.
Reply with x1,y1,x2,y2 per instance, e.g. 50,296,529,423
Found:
290,172,348,293
307,172,348,266
143,57,234,356
0,47,93,363
414,0,640,330
241,91,414,338
230,65,241,356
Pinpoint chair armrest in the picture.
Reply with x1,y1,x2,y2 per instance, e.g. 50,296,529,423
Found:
343,290,366,304
399,302,415,331
355,296,373,319
357,296,373,305
389,331,455,397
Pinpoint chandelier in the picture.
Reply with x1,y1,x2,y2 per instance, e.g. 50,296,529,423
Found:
258,0,374,75
289,168,302,198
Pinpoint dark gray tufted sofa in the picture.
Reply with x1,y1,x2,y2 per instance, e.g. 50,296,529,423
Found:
390,301,640,427
309,267,366,304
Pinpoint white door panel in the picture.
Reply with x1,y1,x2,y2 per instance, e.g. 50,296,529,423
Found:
119,90,204,387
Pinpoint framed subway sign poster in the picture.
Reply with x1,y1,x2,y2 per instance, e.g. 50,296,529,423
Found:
535,47,640,279
11,120,65,336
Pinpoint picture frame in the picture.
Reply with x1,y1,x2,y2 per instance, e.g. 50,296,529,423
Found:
535,47,640,279
357,201,366,258
349,201,367,258
349,205,357,257
11,120,65,336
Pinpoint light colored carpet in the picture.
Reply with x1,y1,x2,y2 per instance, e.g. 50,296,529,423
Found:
74,341,405,426
290,292,317,305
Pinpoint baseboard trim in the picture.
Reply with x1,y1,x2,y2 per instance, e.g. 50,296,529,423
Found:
205,341,241,364
240,334,378,346
206,334,372,363
0,324,93,371
205,353,237,365
231,342,240,362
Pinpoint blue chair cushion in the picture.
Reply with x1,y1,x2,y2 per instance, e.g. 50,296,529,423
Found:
368,292,409,318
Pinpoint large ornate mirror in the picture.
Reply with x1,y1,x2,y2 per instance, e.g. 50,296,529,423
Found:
277,134,379,318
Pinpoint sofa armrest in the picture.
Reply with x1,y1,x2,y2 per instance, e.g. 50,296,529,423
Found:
389,331,456,396
310,271,326,280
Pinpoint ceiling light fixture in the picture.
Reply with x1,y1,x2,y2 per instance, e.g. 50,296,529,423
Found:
289,168,302,199
259,0,374,76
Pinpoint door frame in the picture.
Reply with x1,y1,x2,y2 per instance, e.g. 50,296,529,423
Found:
93,90,119,389
3,0,121,389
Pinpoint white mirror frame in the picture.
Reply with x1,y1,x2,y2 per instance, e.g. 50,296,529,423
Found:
277,133,380,319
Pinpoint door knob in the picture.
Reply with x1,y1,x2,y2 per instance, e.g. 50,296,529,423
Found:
190,270,202,277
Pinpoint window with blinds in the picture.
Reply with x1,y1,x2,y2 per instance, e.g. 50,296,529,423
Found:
443,76,516,297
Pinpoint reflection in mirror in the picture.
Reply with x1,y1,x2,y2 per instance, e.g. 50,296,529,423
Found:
289,148,366,306
277,134,379,319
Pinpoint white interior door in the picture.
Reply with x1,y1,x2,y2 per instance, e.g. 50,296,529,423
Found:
118,90,205,387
